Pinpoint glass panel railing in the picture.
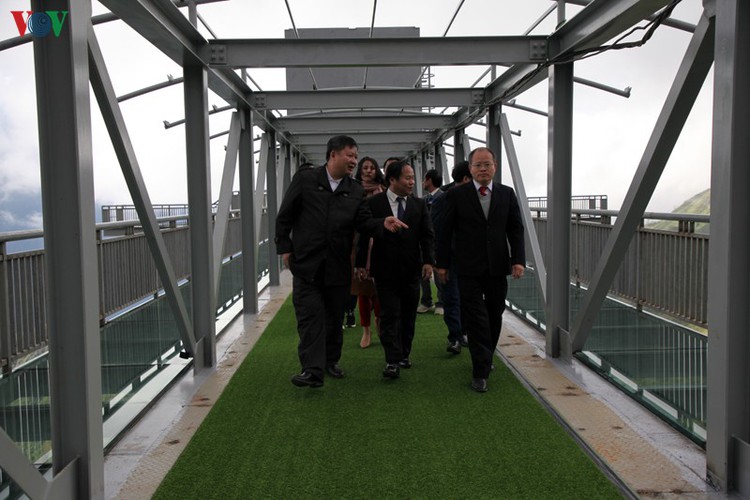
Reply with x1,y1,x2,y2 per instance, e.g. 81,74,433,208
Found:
1,249,267,479
506,268,707,446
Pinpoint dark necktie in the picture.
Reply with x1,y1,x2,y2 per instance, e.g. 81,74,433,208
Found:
479,186,489,197
396,196,405,220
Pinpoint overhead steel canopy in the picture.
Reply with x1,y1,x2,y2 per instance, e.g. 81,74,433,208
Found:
202,36,548,68
99,0,682,165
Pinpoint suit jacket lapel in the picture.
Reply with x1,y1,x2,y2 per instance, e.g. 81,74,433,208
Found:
466,184,485,220
316,166,333,192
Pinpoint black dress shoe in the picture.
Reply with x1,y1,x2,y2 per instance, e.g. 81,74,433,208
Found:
459,334,469,347
345,312,356,328
291,371,324,388
471,378,488,393
398,358,412,369
446,341,461,354
383,364,400,379
326,363,345,378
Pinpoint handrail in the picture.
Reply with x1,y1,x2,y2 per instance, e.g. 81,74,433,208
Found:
0,211,243,244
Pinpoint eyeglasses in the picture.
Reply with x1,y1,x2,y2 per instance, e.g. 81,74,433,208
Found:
470,162,494,170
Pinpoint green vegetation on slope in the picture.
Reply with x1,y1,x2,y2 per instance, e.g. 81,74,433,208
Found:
648,188,710,233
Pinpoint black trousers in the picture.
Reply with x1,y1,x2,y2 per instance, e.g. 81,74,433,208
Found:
458,274,508,379
291,274,348,379
375,278,420,364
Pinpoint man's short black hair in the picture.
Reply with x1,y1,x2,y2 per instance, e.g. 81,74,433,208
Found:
326,135,358,160
451,161,471,183
383,156,401,167
424,169,443,188
299,162,315,170
385,159,411,185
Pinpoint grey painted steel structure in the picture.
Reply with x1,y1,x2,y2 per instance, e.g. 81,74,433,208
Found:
29,0,103,497
184,64,217,371
3,0,748,495
546,62,574,358
569,13,715,353
706,0,750,493
203,36,548,68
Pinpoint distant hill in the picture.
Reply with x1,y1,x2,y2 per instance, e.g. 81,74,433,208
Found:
648,188,710,234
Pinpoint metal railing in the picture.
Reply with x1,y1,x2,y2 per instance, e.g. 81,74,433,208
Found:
531,209,709,325
0,211,268,373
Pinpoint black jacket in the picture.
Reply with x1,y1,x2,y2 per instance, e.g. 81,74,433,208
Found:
436,182,525,277
275,166,384,286
356,192,434,282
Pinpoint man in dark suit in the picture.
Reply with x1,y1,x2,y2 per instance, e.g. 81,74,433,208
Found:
356,160,434,379
275,135,406,388
417,169,444,315
436,147,525,393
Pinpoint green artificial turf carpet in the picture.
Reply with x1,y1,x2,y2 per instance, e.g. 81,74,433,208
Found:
153,296,621,499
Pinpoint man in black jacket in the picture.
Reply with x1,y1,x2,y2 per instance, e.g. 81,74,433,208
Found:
356,160,434,379
436,147,525,393
275,135,406,388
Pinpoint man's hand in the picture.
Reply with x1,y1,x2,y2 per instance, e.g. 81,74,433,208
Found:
422,264,433,280
282,252,292,268
436,268,449,284
384,216,409,233
511,264,525,279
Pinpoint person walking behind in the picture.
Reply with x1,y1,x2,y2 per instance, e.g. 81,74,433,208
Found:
430,161,472,354
352,156,386,348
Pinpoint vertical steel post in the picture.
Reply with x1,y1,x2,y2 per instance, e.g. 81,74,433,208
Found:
184,64,216,370
453,128,466,163
0,242,10,375
32,0,103,496
545,62,574,358
706,0,750,492
487,103,503,183
239,109,258,314
283,143,292,193
266,130,280,286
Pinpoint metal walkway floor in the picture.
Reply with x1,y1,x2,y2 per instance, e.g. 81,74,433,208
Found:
104,270,719,499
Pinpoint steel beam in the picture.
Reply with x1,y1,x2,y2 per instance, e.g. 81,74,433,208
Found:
255,135,268,246
31,0,103,497
706,0,750,493
552,0,674,57
281,143,292,194
277,114,456,133
487,104,502,182
485,0,673,105
569,13,715,353
204,36,547,68
300,143,421,154
265,131,280,286
500,114,546,303
88,29,197,356
253,88,485,110
290,132,433,146
184,64,216,369
545,62,574,359
97,0,301,153
212,112,241,301
239,109,258,314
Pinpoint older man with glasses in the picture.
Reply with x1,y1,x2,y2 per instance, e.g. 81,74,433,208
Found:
435,147,526,393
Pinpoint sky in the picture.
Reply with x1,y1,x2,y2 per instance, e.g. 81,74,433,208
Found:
0,0,710,234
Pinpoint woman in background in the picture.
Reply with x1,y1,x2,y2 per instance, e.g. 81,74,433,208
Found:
351,156,386,348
